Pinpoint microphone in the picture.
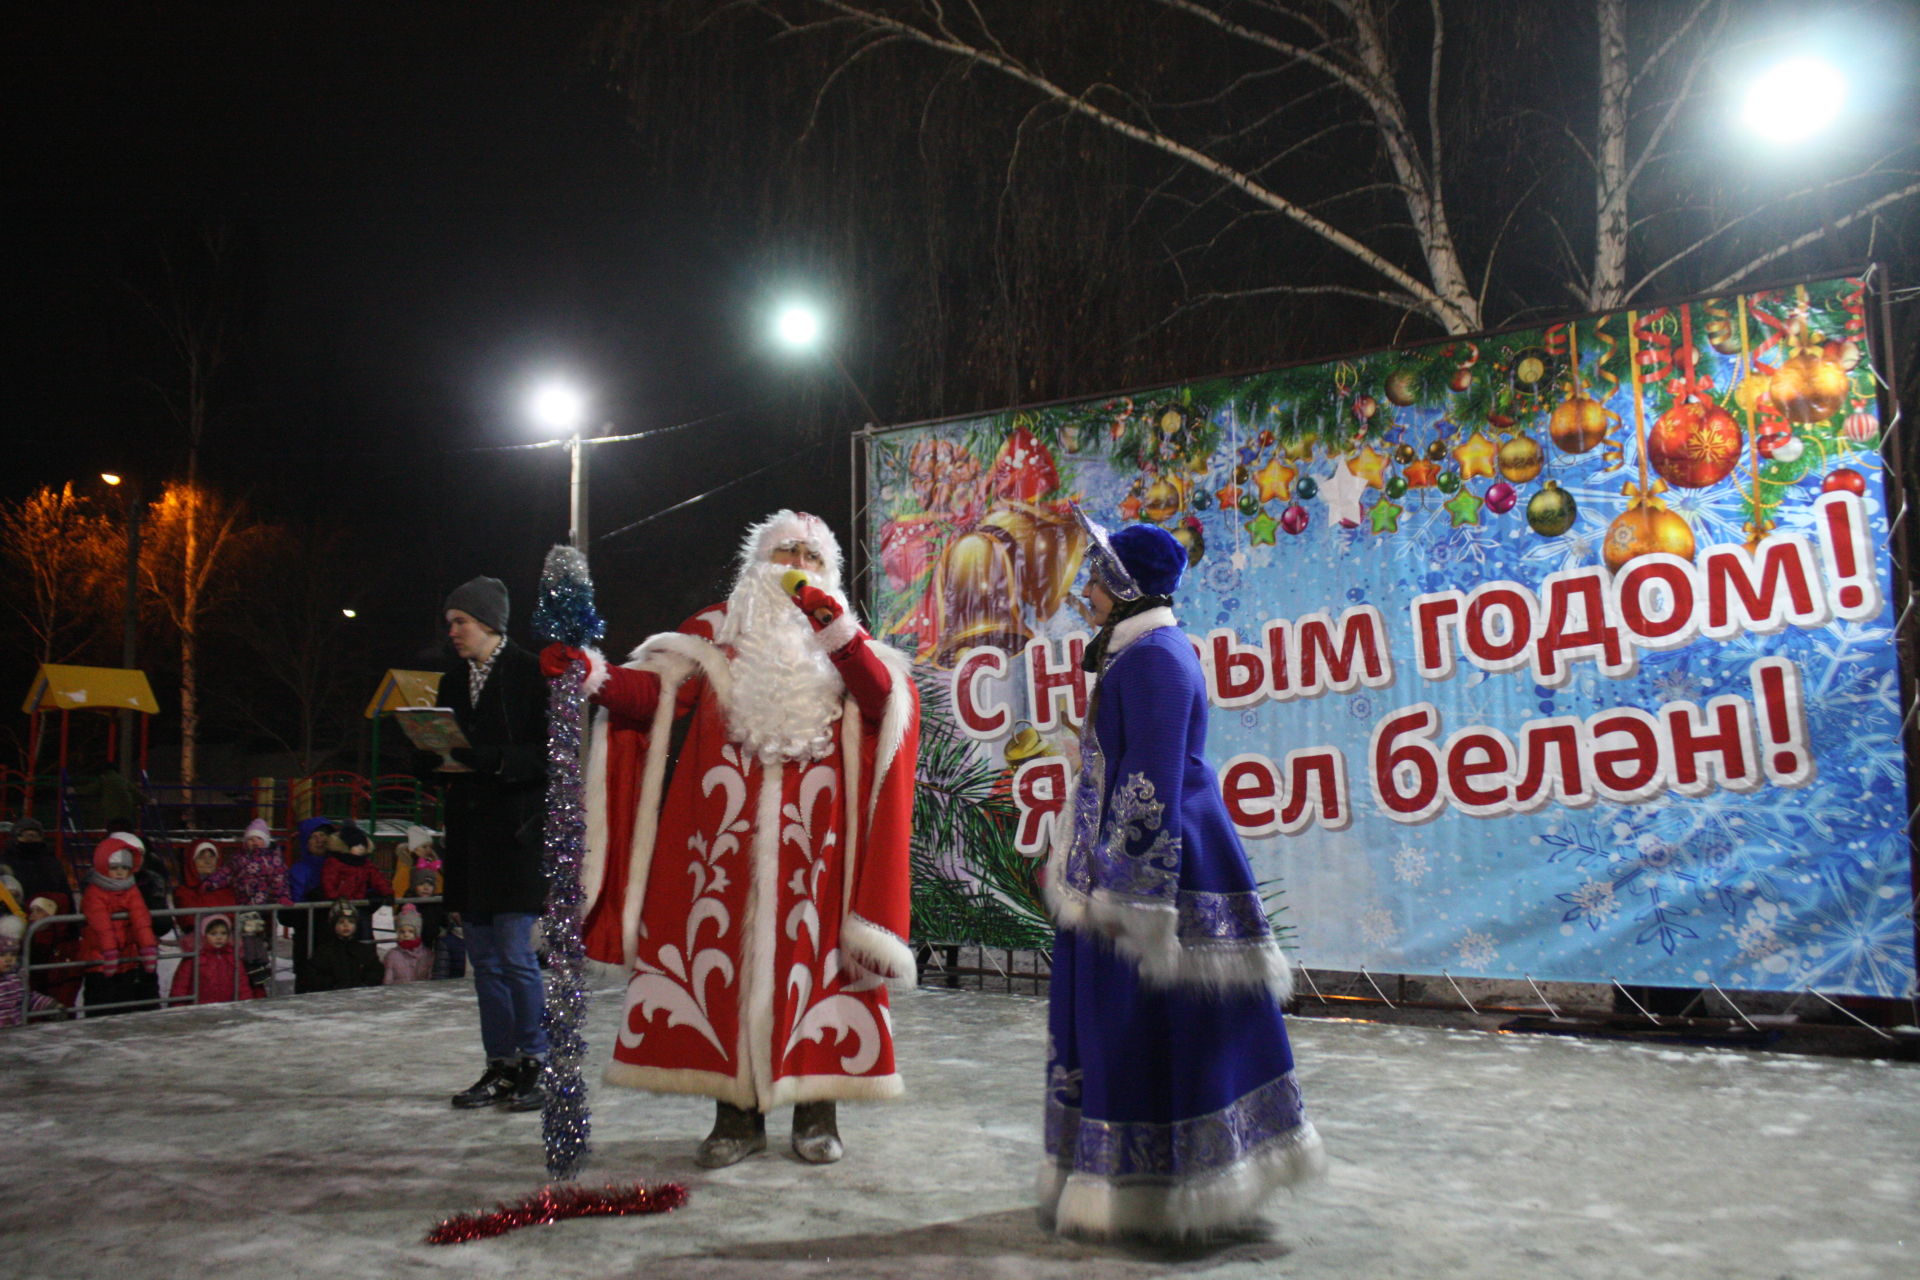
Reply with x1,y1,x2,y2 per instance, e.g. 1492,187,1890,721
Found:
780,569,840,629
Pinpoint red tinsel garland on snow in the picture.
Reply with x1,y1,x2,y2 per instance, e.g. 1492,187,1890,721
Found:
425,1182,689,1244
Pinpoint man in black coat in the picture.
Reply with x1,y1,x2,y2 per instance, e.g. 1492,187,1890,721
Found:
423,575,550,1112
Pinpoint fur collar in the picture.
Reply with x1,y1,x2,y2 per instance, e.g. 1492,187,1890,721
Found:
1109,606,1177,655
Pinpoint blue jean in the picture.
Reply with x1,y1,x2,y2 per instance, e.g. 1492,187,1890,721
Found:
463,912,548,1061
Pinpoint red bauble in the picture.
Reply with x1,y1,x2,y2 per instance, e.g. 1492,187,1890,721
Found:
1821,468,1867,496
1647,401,1742,489
1279,504,1310,535
1755,423,1792,458
1484,481,1517,514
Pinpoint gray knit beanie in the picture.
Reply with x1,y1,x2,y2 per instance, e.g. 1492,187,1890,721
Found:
444,576,509,635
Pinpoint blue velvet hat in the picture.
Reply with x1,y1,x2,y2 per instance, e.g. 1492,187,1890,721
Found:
1072,506,1187,600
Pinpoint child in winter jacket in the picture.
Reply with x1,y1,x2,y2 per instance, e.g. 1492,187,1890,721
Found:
1,915,62,1027
80,833,161,1016
167,913,262,1004
407,860,465,979
303,900,383,992
382,904,433,983
321,825,393,940
205,819,292,909
174,842,240,932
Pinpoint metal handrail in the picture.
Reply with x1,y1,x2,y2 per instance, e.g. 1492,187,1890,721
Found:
12,896,446,1023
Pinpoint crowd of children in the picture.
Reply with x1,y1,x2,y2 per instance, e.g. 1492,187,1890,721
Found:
0,816,463,1025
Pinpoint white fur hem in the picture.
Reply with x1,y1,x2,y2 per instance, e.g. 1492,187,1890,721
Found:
1037,1121,1326,1242
1046,880,1293,1003
814,611,861,654
765,1072,905,1108
601,1061,903,1109
842,914,917,990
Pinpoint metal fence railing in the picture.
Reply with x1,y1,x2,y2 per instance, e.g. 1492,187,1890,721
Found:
12,897,448,1022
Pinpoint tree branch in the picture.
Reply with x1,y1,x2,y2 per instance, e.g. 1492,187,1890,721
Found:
1702,179,1920,295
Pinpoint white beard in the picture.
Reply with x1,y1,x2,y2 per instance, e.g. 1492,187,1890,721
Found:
715,563,847,762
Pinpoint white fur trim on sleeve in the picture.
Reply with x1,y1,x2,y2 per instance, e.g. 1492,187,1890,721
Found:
842,913,918,991
580,646,611,699
814,611,861,655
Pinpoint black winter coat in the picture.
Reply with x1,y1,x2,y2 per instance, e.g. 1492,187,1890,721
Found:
301,935,383,991
434,640,549,915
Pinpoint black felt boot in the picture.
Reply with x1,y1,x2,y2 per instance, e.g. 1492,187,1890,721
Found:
791,1100,842,1164
695,1101,767,1168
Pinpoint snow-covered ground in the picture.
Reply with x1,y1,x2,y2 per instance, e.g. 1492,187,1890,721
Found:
1,980,1916,1279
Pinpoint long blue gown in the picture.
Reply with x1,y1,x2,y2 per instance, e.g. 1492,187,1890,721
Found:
1041,608,1325,1239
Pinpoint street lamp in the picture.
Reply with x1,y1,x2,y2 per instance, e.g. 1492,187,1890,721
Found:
529,381,590,551
100,473,141,778
1740,57,1847,142
770,297,881,426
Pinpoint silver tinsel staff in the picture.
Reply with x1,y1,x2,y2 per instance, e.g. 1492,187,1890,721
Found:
530,543,604,1180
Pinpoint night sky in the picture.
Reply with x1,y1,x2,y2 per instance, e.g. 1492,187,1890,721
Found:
7,1,852,677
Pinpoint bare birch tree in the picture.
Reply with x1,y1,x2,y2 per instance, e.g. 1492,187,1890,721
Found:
600,0,1918,405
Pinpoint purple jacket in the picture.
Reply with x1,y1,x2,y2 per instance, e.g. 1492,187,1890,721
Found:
207,847,293,907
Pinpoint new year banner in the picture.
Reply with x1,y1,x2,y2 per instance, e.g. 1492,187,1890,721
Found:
866,274,1916,998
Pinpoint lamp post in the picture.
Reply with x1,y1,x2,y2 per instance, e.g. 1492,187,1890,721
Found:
529,383,590,550
100,473,142,778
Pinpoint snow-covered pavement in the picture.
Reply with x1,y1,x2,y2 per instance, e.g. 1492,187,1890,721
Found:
1,980,1915,1279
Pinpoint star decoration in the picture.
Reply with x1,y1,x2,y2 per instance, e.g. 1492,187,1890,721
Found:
1216,484,1242,511
1444,486,1485,527
1368,498,1403,534
1451,430,1499,481
1319,459,1370,528
1246,509,1280,545
1253,456,1297,504
1119,494,1143,520
1349,444,1391,489
1403,459,1441,489
1281,433,1317,461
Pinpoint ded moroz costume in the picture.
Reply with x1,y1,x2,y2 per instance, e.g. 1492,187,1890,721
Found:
1039,511,1326,1241
563,510,919,1167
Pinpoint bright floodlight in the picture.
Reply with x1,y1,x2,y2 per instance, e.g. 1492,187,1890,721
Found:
101,472,123,486
529,383,586,434
773,302,824,351
1741,57,1847,141
341,608,357,619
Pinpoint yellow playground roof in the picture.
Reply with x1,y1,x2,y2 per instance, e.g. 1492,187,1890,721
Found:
364,669,444,719
21,664,160,716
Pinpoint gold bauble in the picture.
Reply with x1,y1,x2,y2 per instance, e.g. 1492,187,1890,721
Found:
1384,370,1419,406
1141,476,1184,523
1768,353,1848,423
1603,504,1695,570
1496,434,1544,482
1549,396,1609,454
1514,355,1547,385
1734,371,1772,416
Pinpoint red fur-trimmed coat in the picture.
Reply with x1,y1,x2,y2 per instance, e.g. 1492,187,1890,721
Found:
582,604,919,1110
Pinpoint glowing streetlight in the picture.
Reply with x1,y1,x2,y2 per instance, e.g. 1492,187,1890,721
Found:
1740,57,1847,141
769,297,880,425
341,608,358,619
773,301,824,351
101,472,123,486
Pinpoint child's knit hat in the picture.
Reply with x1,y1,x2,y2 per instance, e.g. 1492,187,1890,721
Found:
395,903,424,937
0,914,23,955
328,899,359,927
243,818,272,846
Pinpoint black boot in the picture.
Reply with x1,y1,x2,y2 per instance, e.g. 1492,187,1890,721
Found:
503,1057,546,1112
450,1059,514,1109
791,1100,842,1164
695,1101,767,1168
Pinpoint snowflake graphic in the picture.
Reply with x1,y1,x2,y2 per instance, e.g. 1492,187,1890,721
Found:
1557,878,1621,929
1455,930,1498,969
1358,908,1400,946
1391,844,1431,885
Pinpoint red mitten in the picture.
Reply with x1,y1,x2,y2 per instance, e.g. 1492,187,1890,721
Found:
791,584,843,632
539,643,587,680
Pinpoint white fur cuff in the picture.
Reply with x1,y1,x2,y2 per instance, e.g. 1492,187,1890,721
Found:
814,611,862,655
843,914,917,990
580,646,611,699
